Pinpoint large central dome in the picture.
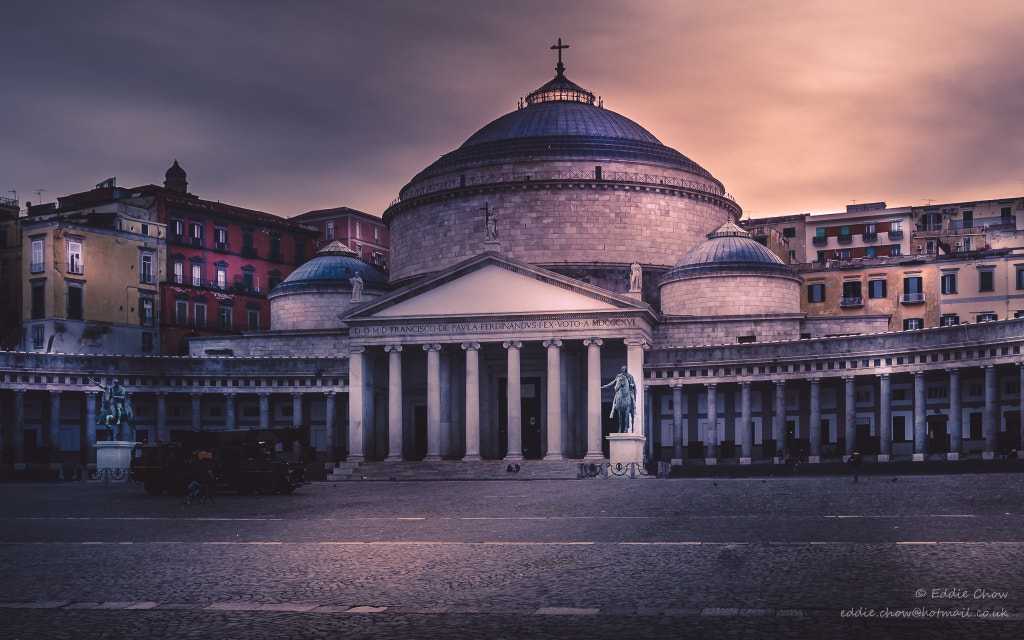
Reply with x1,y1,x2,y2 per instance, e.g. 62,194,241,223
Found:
384,55,741,286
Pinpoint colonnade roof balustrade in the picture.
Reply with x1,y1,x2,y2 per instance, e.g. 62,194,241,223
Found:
645,318,1024,385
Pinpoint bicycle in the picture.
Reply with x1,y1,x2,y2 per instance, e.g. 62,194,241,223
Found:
182,480,202,505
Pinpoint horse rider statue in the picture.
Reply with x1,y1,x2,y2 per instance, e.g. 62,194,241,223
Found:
602,365,636,433
90,378,134,441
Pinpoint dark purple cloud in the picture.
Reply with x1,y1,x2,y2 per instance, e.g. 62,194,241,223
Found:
2,0,1022,219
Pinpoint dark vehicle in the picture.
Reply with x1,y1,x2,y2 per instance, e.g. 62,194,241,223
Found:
131,428,309,496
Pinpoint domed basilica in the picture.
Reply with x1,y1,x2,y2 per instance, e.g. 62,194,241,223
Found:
192,44,1021,475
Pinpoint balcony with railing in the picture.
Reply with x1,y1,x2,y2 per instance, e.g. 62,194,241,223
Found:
214,241,230,253
241,246,258,258
901,292,925,304
812,235,828,246
836,233,853,244
840,296,864,308
887,230,904,240
861,232,877,241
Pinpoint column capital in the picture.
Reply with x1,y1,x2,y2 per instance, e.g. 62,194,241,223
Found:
502,340,523,350
423,343,442,352
190,391,202,399
623,337,648,348
292,391,303,399
984,364,995,371
348,346,365,356
542,338,563,349
946,367,960,376
461,341,481,351
325,390,336,398
843,375,855,383
914,370,926,378
809,377,822,385
704,382,717,390
156,390,168,398
384,344,403,353
583,337,603,348
738,380,751,388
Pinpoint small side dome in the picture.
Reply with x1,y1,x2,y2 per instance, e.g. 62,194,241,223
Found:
164,160,188,194
268,241,389,330
660,221,802,317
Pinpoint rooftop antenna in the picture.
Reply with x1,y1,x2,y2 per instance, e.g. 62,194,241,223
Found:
6,190,15,201
35,188,46,202
922,198,935,205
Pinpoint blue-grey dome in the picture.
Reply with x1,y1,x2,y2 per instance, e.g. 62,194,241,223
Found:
268,241,387,297
662,221,796,280
403,71,712,187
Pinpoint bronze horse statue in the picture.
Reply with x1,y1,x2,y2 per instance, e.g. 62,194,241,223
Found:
603,366,636,433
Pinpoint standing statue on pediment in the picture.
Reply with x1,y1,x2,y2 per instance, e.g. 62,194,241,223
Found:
629,261,642,293
350,272,364,302
484,203,499,242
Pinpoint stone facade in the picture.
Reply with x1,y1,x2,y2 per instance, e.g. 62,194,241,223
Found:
661,273,802,317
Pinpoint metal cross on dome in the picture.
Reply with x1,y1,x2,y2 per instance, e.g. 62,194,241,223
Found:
551,38,569,74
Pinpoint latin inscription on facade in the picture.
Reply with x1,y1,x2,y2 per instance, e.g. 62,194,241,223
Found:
351,317,638,337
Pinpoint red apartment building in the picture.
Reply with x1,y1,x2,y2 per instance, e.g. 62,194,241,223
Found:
292,206,389,273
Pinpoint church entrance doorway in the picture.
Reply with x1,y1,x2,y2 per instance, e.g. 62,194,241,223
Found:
498,377,544,460
927,415,949,454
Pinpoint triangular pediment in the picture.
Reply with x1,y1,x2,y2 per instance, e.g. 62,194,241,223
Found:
344,253,646,320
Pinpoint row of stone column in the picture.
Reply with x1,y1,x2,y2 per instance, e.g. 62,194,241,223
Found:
670,365,1009,460
1,389,337,465
348,337,647,462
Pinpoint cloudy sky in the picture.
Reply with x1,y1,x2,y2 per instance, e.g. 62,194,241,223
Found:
4,0,1023,219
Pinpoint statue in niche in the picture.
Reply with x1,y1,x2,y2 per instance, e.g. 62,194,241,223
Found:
629,261,642,292
484,203,499,242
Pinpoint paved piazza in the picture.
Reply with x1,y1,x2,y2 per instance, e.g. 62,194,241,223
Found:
2,473,1024,639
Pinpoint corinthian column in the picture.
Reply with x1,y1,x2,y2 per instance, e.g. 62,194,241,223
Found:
503,340,523,461
583,338,603,459
385,344,403,461
543,339,563,460
462,342,481,460
424,343,442,461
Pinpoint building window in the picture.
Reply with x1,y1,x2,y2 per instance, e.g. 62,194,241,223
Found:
962,237,972,251
140,252,155,284
31,281,45,319
781,227,796,238
216,266,227,290
0,261,8,296
247,308,259,330
67,238,83,274
242,230,256,257
171,219,184,242
172,260,183,284
189,222,203,247
31,238,45,273
865,246,875,258
326,221,334,241
925,240,934,254
807,283,825,303
140,223,150,236
139,296,154,327
269,236,281,262
142,332,153,353
195,301,207,328
355,221,362,240
191,263,202,287
891,244,902,256
977,313,998,322
868,279,887,299
295,239,306,264
218,306,233,331
903,276,924,303
268,270,282,290
66,283,83,320
941,273,957,295
32,325,44,349
242,268,255,292
979,269,995,292
374,226,380,243
903,318,923,330
841,281,862,306
175,300,188,326
1016,267,1024,290
815,227,826,238
941,314,959,327
1001,206,1012,224
215,227,228,251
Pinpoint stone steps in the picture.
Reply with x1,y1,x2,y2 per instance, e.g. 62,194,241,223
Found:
326,458,582,481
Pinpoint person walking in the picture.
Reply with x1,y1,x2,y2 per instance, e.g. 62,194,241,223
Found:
200,469,217,504
847,451,863,483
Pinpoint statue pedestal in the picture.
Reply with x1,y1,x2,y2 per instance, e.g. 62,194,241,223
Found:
606,433,646,479
91,441,135,483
